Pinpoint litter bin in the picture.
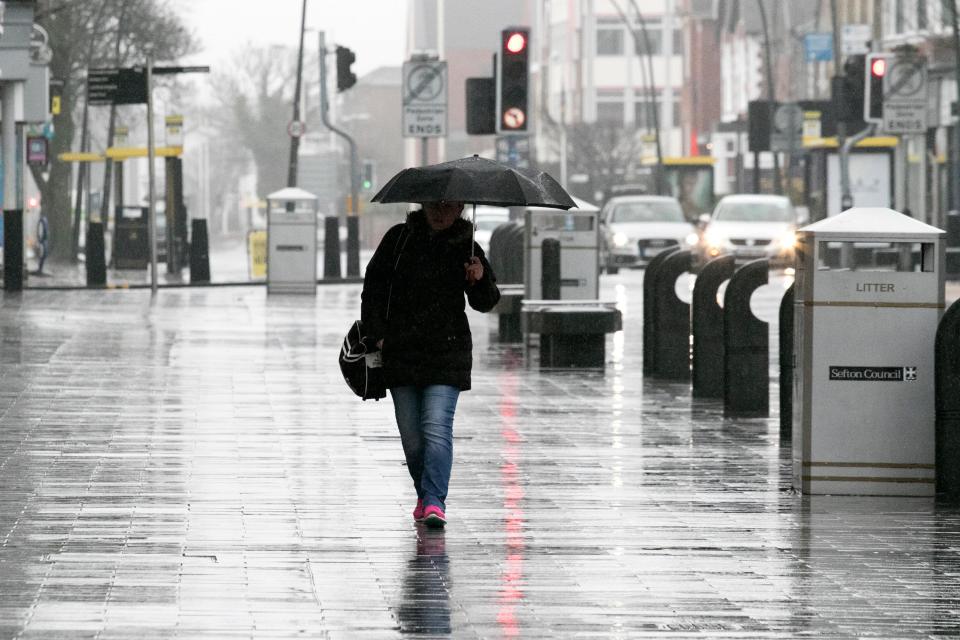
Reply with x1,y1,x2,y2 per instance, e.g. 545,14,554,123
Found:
523,205,599,300
792,207,945,496
266,187,318,294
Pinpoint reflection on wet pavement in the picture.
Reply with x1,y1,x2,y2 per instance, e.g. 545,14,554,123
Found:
1,269,960,637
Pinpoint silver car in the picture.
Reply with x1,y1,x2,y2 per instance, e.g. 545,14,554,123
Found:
599,195,698,274
697,194,798,267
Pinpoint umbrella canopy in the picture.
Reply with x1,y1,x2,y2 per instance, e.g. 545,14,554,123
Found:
371,155,576,210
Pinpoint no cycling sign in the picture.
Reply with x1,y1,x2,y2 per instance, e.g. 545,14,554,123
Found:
402,60,447,138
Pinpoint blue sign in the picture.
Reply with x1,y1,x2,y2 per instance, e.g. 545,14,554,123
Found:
804,33,833,62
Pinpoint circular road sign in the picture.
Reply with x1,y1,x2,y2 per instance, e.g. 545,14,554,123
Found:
886,60,925,98
287,120,306,138
405,64,444,103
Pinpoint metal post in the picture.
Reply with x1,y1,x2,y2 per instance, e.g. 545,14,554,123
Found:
948,0,960,213
287,0,308,188
146,56,158,293
420,137,428,167
757,0,782,195
2,84,15,211
559,87,568,186
753,150,761,192
616,0,664,194
830,0,850,213
318,32,359,215
918,134,928,224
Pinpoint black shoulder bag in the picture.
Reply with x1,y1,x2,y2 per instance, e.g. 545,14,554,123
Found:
339,227,409,401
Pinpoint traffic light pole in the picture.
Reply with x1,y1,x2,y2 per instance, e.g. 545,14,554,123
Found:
145,56,159,293
318,32,358,215
949,0,960,213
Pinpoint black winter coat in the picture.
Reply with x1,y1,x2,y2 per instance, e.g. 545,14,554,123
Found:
360,210,501,391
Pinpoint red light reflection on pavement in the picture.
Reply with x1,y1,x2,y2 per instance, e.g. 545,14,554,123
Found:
497,371,524,636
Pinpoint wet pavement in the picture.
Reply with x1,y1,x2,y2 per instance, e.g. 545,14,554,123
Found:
1,269,960,638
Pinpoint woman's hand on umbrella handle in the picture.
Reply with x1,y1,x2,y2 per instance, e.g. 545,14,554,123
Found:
376,339,384,349
465,256,483,285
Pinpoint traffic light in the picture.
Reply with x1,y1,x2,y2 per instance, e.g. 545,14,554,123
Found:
864,53,888,123
361,160,375,191
336,46,356,92
496,27,529,133
466,77,496,135
834,54,865,124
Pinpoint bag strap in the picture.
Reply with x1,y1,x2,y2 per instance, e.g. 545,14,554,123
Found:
385,226,409,321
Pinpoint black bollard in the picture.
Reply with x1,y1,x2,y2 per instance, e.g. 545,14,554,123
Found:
505,224,525,284
541,238,561,300
86,221,107,287
723,259,769,416
189,219,211,283
642,246,680,376
3,209,23,291
323,215,342,279
691,254,735,397
487,222,516,284
779,284,795,440
936,299,960,497
652,250,693,379
346,216,360,277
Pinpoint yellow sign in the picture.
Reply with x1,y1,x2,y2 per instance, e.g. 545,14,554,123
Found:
802,111,822,147
248,230,267,279
165,115,184,146
51,95,61,115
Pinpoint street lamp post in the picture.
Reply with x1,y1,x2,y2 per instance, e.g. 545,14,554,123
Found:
612,0,665,195
287,0,308,189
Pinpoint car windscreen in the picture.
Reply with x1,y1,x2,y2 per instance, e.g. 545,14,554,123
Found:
714,201,793,222
610,201,684,223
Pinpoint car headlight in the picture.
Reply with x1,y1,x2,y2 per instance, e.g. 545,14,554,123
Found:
611,232,629,248
685,232,699,247
704,229,726,248
777,230,797,250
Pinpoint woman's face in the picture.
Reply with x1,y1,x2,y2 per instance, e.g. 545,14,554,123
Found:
423,201,464,231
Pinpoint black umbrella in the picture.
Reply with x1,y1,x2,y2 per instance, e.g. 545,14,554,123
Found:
372,155,576,256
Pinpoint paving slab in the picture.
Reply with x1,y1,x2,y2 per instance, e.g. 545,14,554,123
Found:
0,269,959,638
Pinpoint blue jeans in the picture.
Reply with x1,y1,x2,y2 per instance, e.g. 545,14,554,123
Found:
390,385,460,511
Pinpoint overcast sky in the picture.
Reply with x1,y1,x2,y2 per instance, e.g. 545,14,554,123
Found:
173,0,408,77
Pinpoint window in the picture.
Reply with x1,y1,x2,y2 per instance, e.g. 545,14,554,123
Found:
634,93,681,129
634,29,660,55
635,100,656,129
633,27,682,55
597,29,624,55
597,101,625,124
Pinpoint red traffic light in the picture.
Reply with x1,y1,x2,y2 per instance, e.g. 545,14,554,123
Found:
870,57,886,77
505,32,527,54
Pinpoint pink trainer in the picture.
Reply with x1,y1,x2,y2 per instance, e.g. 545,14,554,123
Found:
422,505,446,528
413,499,425,522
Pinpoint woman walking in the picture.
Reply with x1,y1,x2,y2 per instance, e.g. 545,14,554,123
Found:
361,200,501,528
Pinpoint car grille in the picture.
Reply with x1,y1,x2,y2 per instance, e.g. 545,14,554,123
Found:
637,238,679,251
730,238,771,247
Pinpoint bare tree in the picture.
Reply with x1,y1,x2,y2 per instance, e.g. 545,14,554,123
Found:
565,122,645,199
33,0,195,261
208,45,320,202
